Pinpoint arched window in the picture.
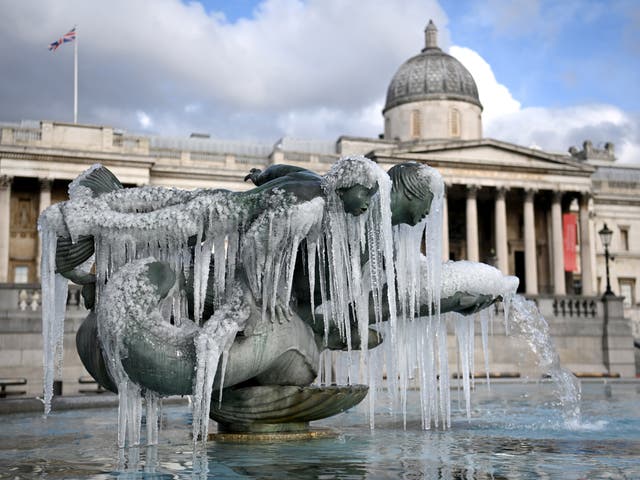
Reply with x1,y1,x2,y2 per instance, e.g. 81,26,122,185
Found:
411,109,421,138
449,108,460,137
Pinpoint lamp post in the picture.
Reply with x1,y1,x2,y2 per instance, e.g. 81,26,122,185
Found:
598,223,614,296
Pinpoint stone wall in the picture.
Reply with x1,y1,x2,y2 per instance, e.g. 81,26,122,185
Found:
0,284,91,396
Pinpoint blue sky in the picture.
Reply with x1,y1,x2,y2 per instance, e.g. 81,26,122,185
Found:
0,0,638,162
443,0,639,109
197,0,639,110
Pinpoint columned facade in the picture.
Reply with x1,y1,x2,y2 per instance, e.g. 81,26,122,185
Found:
465,185,479,262
579,193,594,296
441,190,449,261
523,189,538,295
431,178,593,296
0,176,12,282
0,121,599,298
551,191,566,295
494,187,508,274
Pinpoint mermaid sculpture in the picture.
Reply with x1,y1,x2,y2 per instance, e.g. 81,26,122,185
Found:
39,156,517,443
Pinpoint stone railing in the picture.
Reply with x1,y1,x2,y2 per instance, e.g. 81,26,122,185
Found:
0,126,42,145
0,122,340,171
112,133,147,151
532,294,602,321
0,284,85,313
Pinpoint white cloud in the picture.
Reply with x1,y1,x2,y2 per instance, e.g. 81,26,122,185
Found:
276,98,385,140
451,45,640,163
486,105,639,163
136,110,153,129
449,46,520,124
0,0,446,139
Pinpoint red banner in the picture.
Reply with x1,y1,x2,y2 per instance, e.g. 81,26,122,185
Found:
563,213,577,272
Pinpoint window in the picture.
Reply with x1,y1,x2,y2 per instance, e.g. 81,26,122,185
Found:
619,278,635,308
619,226,629,251
449,108,460,137
411,110,421,138
14,266,29,283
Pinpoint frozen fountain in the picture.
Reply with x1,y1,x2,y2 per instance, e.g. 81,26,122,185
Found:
34,157,590,473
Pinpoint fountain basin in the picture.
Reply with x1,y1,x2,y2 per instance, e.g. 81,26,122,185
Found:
1,381,639,478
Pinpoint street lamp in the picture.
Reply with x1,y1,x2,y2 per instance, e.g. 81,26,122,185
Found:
598,223,614,296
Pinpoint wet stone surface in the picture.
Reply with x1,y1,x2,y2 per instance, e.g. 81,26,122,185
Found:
0,382,639,479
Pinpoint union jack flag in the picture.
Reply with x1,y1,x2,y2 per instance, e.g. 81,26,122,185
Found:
48,27,76,52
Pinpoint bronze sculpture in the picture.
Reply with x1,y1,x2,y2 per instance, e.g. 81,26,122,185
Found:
39,156,517,443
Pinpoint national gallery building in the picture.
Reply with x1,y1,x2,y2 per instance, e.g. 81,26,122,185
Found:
0,22,638,389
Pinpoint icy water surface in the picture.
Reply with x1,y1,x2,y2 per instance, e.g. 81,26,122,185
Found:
0,382,639,479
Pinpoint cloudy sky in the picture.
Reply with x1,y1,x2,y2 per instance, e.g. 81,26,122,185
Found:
1,0,638,162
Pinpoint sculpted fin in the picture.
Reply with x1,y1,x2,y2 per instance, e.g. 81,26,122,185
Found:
69,164,123,199
55,235,95,274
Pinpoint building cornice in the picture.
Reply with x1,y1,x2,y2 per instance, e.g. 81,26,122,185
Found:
371,137,595,174
0,145,154,168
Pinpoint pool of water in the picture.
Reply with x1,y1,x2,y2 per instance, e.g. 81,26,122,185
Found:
1,381,639,479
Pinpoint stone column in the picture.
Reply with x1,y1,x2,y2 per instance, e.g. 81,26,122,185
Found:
523,189,538,295
37,179,53,279
494,187,509,274
465,185,479,262
551,191,566,295
579,193,594,296
0,175,12,282
441,190,449,261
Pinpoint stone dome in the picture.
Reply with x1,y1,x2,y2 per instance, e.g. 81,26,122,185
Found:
384,21,482,113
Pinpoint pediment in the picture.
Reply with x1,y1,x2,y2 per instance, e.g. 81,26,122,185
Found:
369,138,594,176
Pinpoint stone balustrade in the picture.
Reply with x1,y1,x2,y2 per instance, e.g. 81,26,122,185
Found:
533,295,600,320
0,121,340,170
0,284,84,313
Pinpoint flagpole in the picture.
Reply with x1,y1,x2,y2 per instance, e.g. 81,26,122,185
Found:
73,26,78,123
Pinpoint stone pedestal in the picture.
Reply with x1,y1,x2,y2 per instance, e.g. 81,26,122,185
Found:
209,384,368,435
602,294,636,377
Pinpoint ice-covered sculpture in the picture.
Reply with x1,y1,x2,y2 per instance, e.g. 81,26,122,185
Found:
39,156,518,445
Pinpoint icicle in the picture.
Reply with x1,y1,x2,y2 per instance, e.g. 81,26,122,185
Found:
225,230,239,292
191,284,249,446
145,391,160,446
127,382,143,447
307,240,317,322
192,332,218,446
192,229,205,324
218,350,230,407
437,315,450,428
38,215,69,416
115,379,142,449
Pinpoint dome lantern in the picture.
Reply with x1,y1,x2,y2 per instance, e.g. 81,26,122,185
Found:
424,19,439,50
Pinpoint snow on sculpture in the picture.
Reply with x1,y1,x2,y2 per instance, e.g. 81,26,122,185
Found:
38,157,522,449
